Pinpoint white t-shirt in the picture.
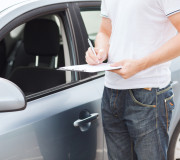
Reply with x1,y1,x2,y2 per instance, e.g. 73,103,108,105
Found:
101,0,180,89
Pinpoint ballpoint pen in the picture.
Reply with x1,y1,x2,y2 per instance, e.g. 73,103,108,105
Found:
88,38,100,64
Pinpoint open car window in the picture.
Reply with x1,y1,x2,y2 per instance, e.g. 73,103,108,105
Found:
0,12,75,96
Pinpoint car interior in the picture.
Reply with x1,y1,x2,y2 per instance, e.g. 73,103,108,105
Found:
0,14,72,95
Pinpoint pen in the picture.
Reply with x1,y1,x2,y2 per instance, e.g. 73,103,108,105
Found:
88,38,99,63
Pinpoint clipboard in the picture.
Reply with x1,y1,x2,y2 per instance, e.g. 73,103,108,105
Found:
58,63,122,73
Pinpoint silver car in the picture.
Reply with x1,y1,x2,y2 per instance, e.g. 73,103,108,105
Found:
0,0,179,160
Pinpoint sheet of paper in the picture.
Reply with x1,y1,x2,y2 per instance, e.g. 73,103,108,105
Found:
58,63,122,73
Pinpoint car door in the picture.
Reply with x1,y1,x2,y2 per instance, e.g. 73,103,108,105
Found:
0,1,104,160
70,2,108,159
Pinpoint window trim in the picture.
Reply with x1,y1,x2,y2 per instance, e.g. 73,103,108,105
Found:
26,74,104,101
71,2,101,80
77,1,101,8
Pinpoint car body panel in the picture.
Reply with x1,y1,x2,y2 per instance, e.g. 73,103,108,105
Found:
0,0,100,13
0,77,105,159
0,0,100,30
169,57,180,139
0,78,104,134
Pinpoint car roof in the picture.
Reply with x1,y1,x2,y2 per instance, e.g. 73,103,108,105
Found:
0,0,100,30
0,0,100,13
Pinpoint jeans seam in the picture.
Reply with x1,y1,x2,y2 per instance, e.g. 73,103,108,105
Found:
164,94,174,132
157,86,172,95
165,94,174,102
164,100,169,132
156,127,163,159
156,91,164,160
113,90,119,109
110,89,119,117
156,89,158,128
131,141,134,160
110,88,113,109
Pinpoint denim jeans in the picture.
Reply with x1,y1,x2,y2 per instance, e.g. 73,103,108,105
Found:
101,84,174,160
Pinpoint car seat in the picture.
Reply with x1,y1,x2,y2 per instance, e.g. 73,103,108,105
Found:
5,18,65,77
8,19,66,95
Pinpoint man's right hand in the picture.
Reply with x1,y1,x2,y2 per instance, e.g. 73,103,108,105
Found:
85,17,111,65
85,47,107,65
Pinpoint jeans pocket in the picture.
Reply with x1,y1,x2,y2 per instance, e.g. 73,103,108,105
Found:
129,89,156,108
164,93,174,131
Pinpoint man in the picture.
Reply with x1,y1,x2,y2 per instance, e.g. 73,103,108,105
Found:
85,0,180,160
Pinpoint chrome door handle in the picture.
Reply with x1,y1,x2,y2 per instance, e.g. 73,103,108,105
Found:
73,113,99,127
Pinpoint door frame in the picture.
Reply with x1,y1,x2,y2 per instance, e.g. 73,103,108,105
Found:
69,1,101,80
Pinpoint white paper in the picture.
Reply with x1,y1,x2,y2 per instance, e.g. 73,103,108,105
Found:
58,63,122,73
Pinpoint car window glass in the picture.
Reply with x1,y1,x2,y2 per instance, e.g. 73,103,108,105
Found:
80,9,101,42
10,24,25,38
1,13,75,96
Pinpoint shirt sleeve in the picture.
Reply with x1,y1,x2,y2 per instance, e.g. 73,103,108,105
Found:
160,0,180,17
101,0,109,18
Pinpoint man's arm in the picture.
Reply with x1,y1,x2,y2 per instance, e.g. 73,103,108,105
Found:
111,12,180,79
85,17,112,65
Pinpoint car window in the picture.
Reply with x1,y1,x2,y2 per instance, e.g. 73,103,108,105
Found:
80,8,101,43
10,24,25,39
0,13,75,96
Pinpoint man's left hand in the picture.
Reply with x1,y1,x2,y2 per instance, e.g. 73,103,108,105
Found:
110,59,144,79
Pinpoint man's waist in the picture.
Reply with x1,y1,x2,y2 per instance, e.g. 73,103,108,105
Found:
104,71,171,90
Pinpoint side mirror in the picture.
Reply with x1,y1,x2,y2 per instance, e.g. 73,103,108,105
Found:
0,78,26,112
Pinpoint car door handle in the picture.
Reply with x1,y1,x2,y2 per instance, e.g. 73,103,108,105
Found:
73,113,99,127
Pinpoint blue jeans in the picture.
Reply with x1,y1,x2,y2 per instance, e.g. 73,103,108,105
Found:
101,84,174,160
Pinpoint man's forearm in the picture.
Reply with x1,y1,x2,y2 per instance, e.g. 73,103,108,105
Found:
95,32,110,59
139,33,180,71
111,33,180,79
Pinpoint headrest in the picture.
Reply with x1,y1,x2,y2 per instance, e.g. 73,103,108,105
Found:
24,19,60,56
0,40,5,49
